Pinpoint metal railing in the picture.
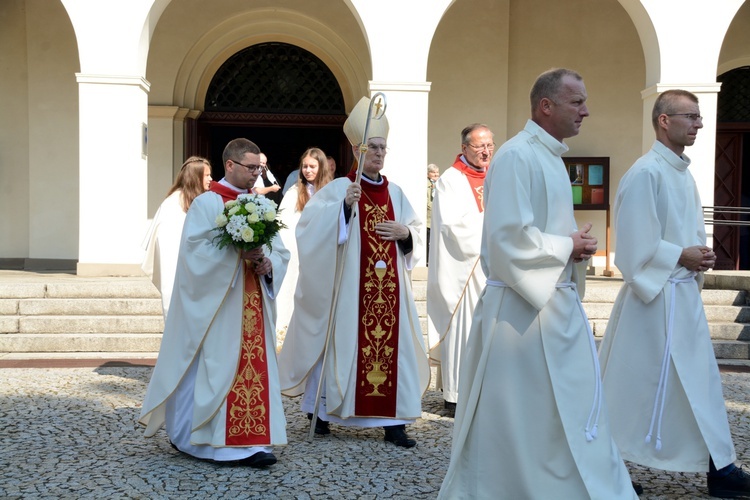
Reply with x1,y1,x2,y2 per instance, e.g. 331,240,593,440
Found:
703,206,750,226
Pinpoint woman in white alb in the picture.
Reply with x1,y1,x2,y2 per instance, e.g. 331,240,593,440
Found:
275,148,333,345
141,156,212,319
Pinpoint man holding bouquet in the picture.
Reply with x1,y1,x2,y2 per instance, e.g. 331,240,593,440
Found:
140,138,290,468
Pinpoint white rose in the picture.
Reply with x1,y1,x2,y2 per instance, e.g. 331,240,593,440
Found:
245,202,257,213
228,205,240,216
215,214,228,227
247,213,260,223
241,226,254,242
263,209,276,221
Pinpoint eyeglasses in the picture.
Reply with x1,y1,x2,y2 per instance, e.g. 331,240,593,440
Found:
366,144,388,153
231,159,261,173
666,113,703,122
467,143,495,152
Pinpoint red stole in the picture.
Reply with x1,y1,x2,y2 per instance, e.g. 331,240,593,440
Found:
451,155,486,212
210,182,272,446
347,172,400,417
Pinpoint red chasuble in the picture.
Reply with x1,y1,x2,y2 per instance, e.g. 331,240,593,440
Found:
209,181,272,446
347,172,400,417
451,155,487,212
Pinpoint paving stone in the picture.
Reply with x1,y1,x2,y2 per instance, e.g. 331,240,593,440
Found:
1,365,749,498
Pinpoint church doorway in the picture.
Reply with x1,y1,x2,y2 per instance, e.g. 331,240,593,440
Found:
714,66,750,270
187,42,351,189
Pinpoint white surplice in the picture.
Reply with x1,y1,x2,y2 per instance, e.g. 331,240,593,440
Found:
141,190,185,319
439,120,636,500
275,184,304,339
139,189,290,458
426,164,485,404
277,176,430,424
598,140,735,472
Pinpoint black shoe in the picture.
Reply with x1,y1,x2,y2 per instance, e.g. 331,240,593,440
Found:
237,451,277,468
632,481,643,495
708,465,750,498
307,412,330,435
444,401,457,411
383,425,416,448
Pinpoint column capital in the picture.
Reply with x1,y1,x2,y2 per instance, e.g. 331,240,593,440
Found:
641,82,722,99
75,73,150,92
369,81,432,93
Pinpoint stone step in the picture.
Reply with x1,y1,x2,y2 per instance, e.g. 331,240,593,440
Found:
1,269,748,359
583,302,750,323
1,316,164,334
589,319,750,340
582,283,749,306
411,281,426,301
0,279,160,299
0,333,163,353
1,298,162,316
713,340,750,360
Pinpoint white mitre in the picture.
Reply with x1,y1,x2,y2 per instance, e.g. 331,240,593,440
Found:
343,96,389,146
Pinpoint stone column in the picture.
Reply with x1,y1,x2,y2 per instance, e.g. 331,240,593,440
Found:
76,74,150,276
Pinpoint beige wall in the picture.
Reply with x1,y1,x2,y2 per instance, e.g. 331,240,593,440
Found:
1,0,79,261
26,0,79,260
427,0,510,171
0,0,31,258
720,0,750,74
430,0,646,268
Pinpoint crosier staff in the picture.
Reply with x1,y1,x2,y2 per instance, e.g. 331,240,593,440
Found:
308,93,387,442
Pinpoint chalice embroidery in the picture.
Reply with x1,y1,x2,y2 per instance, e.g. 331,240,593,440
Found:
362,259,395,397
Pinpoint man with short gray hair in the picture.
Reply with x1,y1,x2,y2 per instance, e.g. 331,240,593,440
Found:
426,124,493,413
599,88,750,498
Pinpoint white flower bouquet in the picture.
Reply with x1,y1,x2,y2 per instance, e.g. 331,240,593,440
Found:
213,193,286,252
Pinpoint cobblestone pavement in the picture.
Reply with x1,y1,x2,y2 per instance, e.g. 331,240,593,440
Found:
1,365,749,499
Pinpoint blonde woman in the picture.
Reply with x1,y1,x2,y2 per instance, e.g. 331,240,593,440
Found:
275,148,333,344
142,156,212,319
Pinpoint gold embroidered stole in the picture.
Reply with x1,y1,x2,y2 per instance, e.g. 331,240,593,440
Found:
212,181,273,446
353,178,400,417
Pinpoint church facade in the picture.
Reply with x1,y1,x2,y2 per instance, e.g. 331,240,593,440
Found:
1,0,749,275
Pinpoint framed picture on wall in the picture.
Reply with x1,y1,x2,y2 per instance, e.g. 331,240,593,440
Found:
563,157,609,210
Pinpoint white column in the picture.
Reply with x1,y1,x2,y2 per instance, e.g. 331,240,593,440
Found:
77,75,150,276
350,0,453,264
370,82,431,262
147,105,181,217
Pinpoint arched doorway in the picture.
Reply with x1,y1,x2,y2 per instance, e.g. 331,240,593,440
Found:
188,42,351,189
714,66,750,270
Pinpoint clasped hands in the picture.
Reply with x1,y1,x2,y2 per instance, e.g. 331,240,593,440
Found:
241,247,272,275
345,183,408,241
571,222,597,263
679,245,716,273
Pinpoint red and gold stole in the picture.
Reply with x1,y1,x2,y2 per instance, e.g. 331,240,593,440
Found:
209,182,272,446
451,156,487,212
348,172,400,417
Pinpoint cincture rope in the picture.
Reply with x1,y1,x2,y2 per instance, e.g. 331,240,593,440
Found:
486,279,601,442
644,273,696,451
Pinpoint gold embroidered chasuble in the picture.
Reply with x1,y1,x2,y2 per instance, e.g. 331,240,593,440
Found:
351,174,400,417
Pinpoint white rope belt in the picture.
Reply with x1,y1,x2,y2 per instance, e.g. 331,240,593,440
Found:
645,273,697,451
486,279,602,441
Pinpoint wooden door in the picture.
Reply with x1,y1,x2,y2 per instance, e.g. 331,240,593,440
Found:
713,131,743,270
